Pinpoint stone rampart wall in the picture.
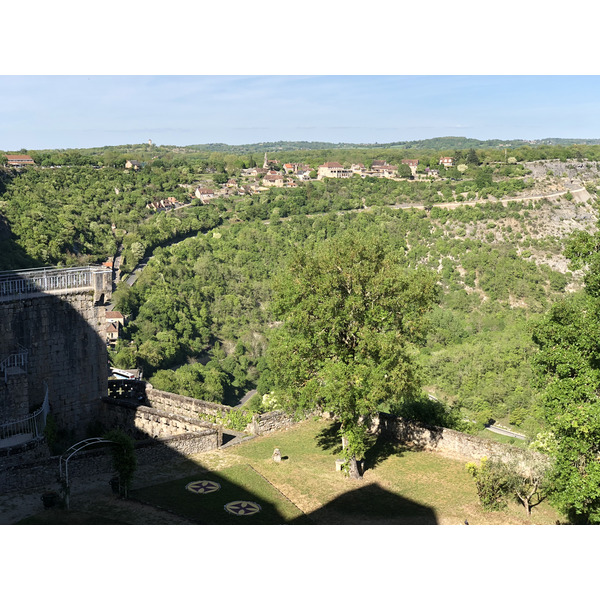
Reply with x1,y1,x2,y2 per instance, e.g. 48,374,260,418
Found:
0,291,108,434
146,387,233,420
0,373,29,422
100,397,223,445
146,387,297,436
111,387,548,471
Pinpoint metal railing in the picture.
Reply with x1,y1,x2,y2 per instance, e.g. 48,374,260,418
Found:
0,266,110,301
0,345,28,382
0,382,49,441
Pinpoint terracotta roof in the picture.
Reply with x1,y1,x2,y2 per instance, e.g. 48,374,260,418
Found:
106,311,124,319
5,154,34,161
321,162,344,168
106,323,118,333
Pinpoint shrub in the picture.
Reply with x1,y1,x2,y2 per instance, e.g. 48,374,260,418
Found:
466,457,510,511
105,430,137,497
223,409,253,431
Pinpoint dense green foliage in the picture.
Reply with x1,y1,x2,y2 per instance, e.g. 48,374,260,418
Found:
0,164,221,269
1,143,596,448
266,233,438,477
532,290,600,523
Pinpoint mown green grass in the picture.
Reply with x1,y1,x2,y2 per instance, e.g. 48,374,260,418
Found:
133,418,562,525
226,419,562,524
130,463,307,525
20,418,563,525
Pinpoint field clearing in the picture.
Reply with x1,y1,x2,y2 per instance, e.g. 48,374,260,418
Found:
17,418,562,525
131,418,561,525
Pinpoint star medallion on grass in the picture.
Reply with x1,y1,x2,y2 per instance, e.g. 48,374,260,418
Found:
185,480,221,494
224,501,262,515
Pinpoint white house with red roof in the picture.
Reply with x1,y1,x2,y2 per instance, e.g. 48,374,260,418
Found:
5,154,34,167
263,173,284,187
401,159,419,176
195,187,216,204
317,162,352,180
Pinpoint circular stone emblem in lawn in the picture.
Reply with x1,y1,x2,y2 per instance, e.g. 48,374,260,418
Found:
224,501,262,516
185,480,221,494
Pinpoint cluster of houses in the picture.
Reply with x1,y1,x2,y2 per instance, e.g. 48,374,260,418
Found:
3,152,456,214
154,154,459,210
318,159,400,179
145,196,183,212
316,157,453,180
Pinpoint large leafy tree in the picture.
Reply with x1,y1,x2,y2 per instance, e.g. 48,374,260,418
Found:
267,233,439,478
532,229,600,523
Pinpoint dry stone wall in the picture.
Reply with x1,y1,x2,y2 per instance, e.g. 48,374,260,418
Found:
100,397,223,445
247,410,297,435
146,387,298,435
146,387,233,420
374,412,550,472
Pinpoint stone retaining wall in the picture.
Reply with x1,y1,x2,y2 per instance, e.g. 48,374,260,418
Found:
247,410,297,435
0,436,51,468
146,387,298,436
374,412,550,472
0,291,108,435
100,396,223,445
146,387,233,420
0,428,219,494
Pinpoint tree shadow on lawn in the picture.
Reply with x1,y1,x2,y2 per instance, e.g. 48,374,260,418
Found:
129,466,437,525
293,483,438,525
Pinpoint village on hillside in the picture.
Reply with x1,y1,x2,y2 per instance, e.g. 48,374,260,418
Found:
172,153,454,212
3,151,455,217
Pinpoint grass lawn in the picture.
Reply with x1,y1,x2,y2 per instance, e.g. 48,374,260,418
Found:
131,464,307,525
129,417,562,525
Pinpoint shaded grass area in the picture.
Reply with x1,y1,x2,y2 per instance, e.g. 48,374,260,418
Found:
18,418,562,525
19,510,126,525
131,464,308,525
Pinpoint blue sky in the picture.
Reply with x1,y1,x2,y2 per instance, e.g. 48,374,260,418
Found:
2,75,600,151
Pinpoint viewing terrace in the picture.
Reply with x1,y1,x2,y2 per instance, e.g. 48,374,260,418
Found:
0,266,112,304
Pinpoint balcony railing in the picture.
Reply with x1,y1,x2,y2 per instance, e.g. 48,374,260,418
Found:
0,345,28,382
0,266,110,302
0,382,49,442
